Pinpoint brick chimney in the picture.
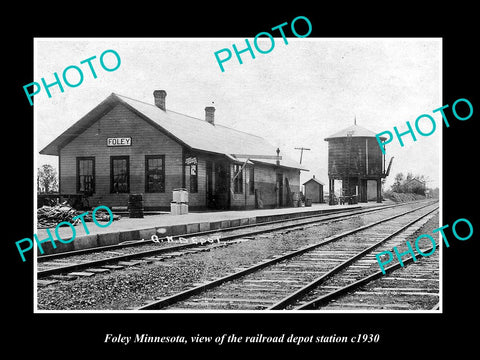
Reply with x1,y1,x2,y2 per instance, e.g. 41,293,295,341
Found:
205,106,215,124
153,90,167,110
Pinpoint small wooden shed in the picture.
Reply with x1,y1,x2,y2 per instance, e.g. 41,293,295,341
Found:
303,175,324,203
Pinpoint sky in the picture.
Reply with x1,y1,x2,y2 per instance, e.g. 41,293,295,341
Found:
35,37,442,190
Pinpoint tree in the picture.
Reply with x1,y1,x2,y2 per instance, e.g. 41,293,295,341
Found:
409,181,426,195
37,164,58,193
390,172,429,195
429,187,439,198
392,173,404,193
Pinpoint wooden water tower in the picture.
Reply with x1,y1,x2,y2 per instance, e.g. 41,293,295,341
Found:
324,120,393,205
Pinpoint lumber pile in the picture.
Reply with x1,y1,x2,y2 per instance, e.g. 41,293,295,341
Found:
37,202,120,229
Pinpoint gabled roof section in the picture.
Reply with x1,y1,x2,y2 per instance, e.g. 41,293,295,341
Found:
40,93,305,170
404,178,425,186
40,93,122,156
303,177,325,186
324,124,387,141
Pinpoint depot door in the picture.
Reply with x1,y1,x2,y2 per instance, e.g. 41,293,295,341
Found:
206,161,214,209
277,173,283,207
214,162,230,210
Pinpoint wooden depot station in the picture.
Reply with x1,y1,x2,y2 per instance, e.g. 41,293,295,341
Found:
40,90,305,211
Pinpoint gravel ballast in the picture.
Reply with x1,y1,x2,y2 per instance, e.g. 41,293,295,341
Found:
36,202,438,310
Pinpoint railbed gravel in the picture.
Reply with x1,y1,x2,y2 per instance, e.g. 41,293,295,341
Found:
36,202,436,310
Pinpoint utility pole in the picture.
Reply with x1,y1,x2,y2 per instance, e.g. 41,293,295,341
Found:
294,147,311,164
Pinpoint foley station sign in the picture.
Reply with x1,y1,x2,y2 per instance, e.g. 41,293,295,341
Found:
107,137,132,146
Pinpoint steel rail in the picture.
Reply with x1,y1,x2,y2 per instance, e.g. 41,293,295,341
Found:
37,200,432,262
137,202,437,310
268,207,438,309
37,206,359,261
295,244,437,310
37,201,435,278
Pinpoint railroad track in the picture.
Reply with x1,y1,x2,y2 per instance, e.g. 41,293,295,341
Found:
37,200,435,280
137,202,439,310
294,244,439,310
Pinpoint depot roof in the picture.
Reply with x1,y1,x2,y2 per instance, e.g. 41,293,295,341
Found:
40,92,306,171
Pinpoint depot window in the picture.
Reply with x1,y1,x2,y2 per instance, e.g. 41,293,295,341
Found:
111,156,129,193
145,155,165,193
77,157,95,194
233,164,243,194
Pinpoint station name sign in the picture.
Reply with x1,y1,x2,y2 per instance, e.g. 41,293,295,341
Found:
107,137,132,146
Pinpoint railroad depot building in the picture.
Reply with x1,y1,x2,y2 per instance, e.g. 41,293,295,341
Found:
40,90,305,211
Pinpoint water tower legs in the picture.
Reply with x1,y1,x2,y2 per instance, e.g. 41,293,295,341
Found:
376,178,382,203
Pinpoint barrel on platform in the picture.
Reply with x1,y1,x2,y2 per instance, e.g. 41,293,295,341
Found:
128,194,144,218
